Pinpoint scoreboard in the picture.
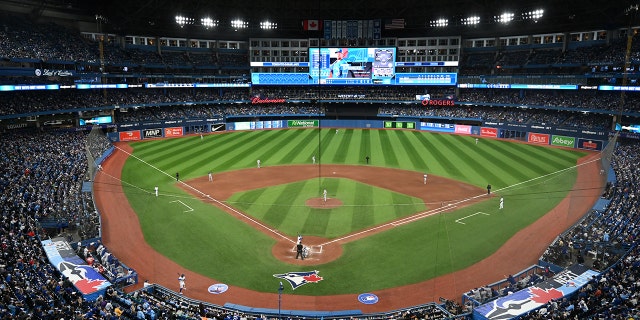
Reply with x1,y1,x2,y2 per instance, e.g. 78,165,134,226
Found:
384,121,415,129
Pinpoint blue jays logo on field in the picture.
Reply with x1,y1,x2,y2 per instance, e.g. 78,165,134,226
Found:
58,261,110,294
358,293,379,304
273,270,323,290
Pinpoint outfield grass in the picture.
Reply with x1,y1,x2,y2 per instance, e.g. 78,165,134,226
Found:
121,128,587,294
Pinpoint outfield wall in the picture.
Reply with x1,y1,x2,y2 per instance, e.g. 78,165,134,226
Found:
107,118,608,152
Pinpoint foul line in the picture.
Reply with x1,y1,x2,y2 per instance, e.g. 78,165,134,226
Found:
170,200,194,212
455,212,490,225
112,145,293,244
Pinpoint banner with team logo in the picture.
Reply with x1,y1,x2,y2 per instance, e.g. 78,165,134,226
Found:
474,264,598,320
42,238,111,301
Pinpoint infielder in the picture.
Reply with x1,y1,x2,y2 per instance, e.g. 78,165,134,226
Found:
423,173,428,184
312,155,316,164
323,189,328,202
257,159,261,168
499,197,504,210
208,171,213,182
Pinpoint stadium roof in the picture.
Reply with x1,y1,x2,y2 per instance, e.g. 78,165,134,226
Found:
3,0,639,39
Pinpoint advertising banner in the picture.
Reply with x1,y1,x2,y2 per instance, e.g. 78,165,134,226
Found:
119,130,141,142
164,127,184,137
420,122,455,132
288,120,319,127
454,124,472,135
480,127,498,137
528,132,550,145
551,135,575,148
143,128,162,139
577,138,603,151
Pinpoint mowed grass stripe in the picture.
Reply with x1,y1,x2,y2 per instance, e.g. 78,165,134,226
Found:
377,130,400,167
260,182,306,228
412,132,462,178
345,129,364,163
214,130,283,170
450,135,530,183
332,129,354,163
351,181,374,231
271,129,317,164
431,133,507,187
518,142,582,168
319,128,339,162
358,129,371,165
179,131,282,174
394,130,428,170
482,139,557,177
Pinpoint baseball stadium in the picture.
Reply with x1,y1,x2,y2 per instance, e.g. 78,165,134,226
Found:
1,0,640,319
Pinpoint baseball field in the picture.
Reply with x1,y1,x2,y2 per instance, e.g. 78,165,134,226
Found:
95,127,602,310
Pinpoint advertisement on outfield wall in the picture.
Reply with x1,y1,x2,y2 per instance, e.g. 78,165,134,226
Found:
229,120,284,131
420,122,455,132
480,127,498,137
119,130,141,141
551,135,576,148
454,125,472,135
528,132,550,145
288,120,319,127
143,128,162,139
164,127,183,137
577,138,603,151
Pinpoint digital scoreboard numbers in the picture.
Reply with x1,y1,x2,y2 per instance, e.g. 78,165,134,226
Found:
384,121,415,129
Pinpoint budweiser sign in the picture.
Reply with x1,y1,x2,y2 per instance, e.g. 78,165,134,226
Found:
251,97,286,104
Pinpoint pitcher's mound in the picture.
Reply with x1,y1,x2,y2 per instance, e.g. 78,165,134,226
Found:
306,197,343,209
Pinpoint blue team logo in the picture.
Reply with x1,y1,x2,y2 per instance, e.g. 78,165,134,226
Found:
58,261,110,294
207,283,228,294
273,270,323,290
358,293,379,305
476,286,564,319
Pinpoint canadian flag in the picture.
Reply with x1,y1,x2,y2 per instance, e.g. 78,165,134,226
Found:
302,20,321,31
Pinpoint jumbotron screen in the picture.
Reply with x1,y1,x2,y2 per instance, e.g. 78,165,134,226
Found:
309,47,396,85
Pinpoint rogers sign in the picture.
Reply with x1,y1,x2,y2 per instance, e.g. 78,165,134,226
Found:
421,99,455,106
528,133,549,145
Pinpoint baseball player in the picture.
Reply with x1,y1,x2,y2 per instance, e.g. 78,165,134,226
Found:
257,159,261,168
154,186,158,197
323,189,328,202
208,171,213,182
499,197,504,210
178,273,186,294
312,155,316,164
423,173,428,185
